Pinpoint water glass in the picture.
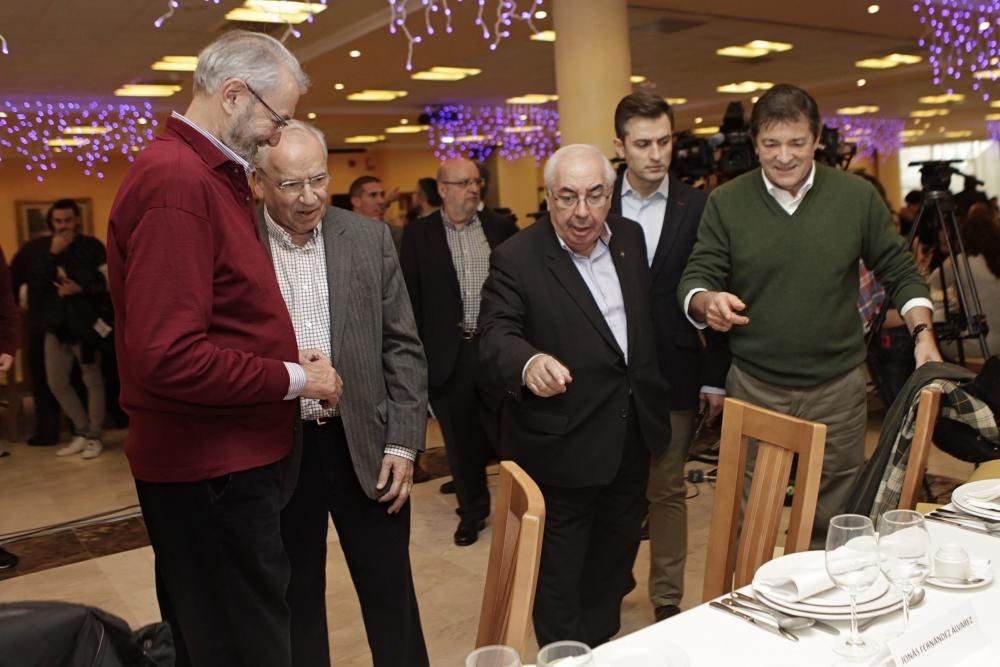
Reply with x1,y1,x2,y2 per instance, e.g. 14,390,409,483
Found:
466,644,521,667
537,640,595,667
877,509,930,634
825,513,882,659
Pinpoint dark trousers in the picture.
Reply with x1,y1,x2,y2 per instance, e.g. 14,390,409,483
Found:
135,464,291,667
532,411,649,647
281,419,429,667
25,329,61,441
428,338,494,523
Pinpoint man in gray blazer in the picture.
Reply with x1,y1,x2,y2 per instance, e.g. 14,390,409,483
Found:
253,121,430,667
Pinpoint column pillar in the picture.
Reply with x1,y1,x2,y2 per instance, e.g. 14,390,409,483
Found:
552,0,631,156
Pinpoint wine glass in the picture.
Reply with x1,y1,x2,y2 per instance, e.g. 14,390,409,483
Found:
825,513,883,659
877,509,930,636
536,640,595,667
466,645,522,667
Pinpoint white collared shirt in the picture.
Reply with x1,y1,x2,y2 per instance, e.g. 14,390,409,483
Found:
761,162,815,214
170,111,251,175
620,171,669,267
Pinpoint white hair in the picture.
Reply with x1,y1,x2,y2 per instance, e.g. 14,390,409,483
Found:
193,30,309,96
254,120,328,170
543,144,616,190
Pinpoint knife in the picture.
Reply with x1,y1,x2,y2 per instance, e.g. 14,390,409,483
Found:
935,507,1000,525
709,601,799,642
731,590,841,636
926,514,996,537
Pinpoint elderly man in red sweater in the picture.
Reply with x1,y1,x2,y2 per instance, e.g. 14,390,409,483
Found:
108,31,341,667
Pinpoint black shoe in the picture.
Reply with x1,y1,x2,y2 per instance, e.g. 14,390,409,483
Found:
0,547,18,570
453,519,486,547
27,435,58,447
654,604,681,622
440,480,456,494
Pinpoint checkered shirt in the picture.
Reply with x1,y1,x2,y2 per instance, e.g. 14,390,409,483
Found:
264,209,415,461
442,213,491,331
857,260,886,333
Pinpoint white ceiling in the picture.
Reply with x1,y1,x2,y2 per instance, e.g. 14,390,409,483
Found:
0,0,996,152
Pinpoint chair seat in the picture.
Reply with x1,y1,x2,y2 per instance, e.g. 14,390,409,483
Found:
968,459,1000,482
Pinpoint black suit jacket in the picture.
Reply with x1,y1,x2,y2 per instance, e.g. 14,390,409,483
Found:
399,209,517,388
477,214,671,488
611,172,730,411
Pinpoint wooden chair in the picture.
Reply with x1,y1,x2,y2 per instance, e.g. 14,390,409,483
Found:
702,398,827,601
475,461,545,658
898,388,942,510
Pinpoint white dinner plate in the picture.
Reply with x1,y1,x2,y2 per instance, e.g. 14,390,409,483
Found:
755,584,900,616
593,638,690,667
951,480,1000,520
925,557,994,589
754,591,903,621
752,550,889,608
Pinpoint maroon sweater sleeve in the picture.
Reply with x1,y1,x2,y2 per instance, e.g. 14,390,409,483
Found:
121,206,290,405
0,246,21,356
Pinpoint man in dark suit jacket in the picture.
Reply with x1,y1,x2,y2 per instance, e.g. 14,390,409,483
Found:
400,158,517,546
253,122,429,666
610,92,729,621
478,144,671,646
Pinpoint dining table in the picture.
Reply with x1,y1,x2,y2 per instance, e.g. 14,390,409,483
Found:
592,509,1000,666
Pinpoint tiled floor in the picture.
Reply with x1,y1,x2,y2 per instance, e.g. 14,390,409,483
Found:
0,401,974,666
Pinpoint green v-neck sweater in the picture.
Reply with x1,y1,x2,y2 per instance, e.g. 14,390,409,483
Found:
678,164,929,387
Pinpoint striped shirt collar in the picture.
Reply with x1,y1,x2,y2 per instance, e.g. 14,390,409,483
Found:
554,222,613,257
263,205,322,249
171,111,251,175
621,170,670,203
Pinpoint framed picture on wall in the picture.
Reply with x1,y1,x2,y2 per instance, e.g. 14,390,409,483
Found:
14,198,94,247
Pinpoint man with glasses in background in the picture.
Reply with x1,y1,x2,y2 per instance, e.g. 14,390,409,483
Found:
108,31,342,667
478,144,670,646
253,121,429,667
399,157,517,546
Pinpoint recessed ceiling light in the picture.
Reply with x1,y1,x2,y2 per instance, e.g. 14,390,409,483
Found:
346,90,408,101
505,94,558,104
991,101,1000,108
62,126,110,135
900,129,925,137
46,137,91,147
973,69,1000,80
114,84,182,97
385,125,429,134
503,125,542,133
455,135,487,142
856,53,922,69
151,55,199,72
400,118,409,125
630,75,647,83
534,10,547,19
836,105,880,115
307,112,317,120
664,97,687,105
334,83,345,90
751,96,760,103
693,126,721,136
226,1,327,24
349,50,362,58
530,30,556,42
857,78,867,87
694,117,703,124
986,113,1000,121
411,66,482,81
910,109,949,118
716,46,770,58
867,4,880,14
919,93,965,103
943,130,972,138
716,81,774,94
344,134,386,144
137,117,148,125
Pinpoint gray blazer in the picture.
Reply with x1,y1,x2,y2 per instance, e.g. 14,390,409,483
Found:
258,206,428,502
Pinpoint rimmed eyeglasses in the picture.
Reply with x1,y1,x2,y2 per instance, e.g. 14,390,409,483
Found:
257,169,330,196
244,81,288,131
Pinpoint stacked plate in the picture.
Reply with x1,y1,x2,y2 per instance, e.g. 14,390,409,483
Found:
751,551,903,621
951,479,1000,520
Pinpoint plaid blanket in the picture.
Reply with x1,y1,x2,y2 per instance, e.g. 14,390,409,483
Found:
868,379,999,519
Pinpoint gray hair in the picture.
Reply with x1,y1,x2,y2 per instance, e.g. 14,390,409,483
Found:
543,144,616,190
193,30,310,96
254,119,328,170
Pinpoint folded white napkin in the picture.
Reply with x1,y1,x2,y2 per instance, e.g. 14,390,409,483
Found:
964,482,1000,507
963,498,1000,514
756,566,836,603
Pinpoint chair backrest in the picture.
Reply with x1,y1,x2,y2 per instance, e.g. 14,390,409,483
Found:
702,398,827,601
898,388,942,510
475,460,546,657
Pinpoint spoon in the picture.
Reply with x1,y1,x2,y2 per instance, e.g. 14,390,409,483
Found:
721,596,815,631
927,575,986,585
731,590,841,635
857,587,926,632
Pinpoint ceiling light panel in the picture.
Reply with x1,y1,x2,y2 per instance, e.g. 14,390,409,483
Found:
346,90,408,101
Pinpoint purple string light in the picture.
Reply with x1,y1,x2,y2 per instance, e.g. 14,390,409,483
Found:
823,116,906,156
426,103,559,162
0,99,159,182
913,0,1000,101
389,0,545,70
988,120,1000,142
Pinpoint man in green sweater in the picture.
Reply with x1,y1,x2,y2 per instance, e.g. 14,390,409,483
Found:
678,84,940,544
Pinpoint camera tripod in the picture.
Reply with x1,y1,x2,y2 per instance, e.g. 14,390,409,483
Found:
868,187,990,364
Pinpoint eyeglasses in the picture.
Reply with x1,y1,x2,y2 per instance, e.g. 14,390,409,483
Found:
244,82,288,131
551,187,610,210
439,178,485,189
258,169,330,196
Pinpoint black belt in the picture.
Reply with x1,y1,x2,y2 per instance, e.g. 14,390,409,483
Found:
302,416,340,428
461,329,478,340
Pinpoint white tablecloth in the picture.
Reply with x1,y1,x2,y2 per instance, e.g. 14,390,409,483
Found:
594,517,1000,666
